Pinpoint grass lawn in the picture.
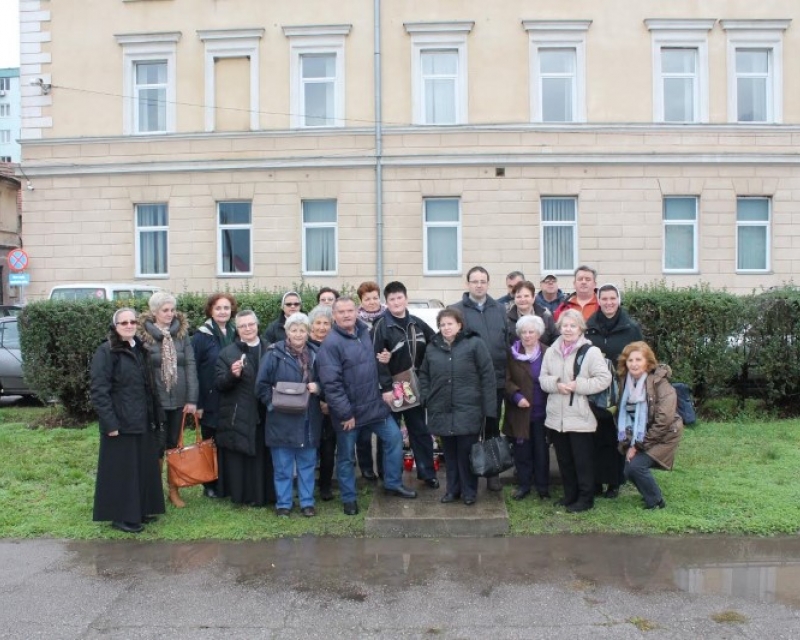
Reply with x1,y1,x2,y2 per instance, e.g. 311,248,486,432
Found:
1,404,799,539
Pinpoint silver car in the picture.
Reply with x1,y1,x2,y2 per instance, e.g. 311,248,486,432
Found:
0,317,33,397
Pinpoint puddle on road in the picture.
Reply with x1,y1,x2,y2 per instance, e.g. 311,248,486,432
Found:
66,535,800,609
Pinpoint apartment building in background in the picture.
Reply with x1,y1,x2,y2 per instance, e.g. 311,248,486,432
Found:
0,68,21,164
16,0,800,300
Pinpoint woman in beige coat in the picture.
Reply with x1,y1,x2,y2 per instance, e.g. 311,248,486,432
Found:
540,309,611,513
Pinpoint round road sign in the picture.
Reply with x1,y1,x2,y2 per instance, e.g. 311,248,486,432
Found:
7,249,29,272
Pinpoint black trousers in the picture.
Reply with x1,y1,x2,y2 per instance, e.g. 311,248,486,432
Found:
441,433,479,500
483,388,504,440
317,415,336,492
512,417,549,494
549,429,595,507
199,420,218,491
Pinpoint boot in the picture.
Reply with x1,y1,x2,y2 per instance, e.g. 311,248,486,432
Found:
168,483,186,509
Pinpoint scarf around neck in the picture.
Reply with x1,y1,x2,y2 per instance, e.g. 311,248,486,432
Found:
159,324,179,392
358,305,385,326
594,308,622,335
617,372,648,443
286,342,311,382
210,319,236,348
511,339,541,363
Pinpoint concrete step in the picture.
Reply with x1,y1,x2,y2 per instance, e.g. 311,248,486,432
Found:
365,468,509,538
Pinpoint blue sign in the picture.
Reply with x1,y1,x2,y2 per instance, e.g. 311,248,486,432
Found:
9,272,30,287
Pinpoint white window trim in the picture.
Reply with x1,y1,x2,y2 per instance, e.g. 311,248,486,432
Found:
115,32,181,135
539,196,579,276
216,201,253,277
301,199,339,276
522,20,591,124
422,197,462,275
283,25,351,129
134,203,169,278
736,197,771,274
405,21,474,126
645,19,714,123
662,196,699,274
197,29,264,133
721,20,791,124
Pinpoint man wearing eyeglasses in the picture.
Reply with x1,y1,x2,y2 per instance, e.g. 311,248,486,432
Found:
449,266,509,492
262,291,303,345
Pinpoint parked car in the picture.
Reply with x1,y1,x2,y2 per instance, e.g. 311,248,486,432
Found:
408,299,445,331
48,283,161,302
0,317,33,397
0,305,22,317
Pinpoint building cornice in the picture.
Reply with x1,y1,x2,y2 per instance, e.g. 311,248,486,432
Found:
281,25,352,38
719,19,791,31
197,29,265,42
644,19,716,31
114,31,182,45
404,21,475,35
522,20,592,33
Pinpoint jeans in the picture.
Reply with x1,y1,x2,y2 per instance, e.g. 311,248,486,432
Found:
512,417,549,494
549,429,594,507
376,405,436,480
624,450,663,507
441,434,479,500
271,446,317,510
336,416,403,504
356,428,375,475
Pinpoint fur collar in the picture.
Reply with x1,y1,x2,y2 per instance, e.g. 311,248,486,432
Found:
137,310,190,345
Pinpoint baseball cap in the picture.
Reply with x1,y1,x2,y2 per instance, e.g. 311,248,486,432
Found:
540,274,557,282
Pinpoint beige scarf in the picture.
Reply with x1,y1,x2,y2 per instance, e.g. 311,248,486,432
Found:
160,326,178,392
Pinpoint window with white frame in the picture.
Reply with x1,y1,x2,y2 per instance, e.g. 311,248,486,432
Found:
0,130,9,144
736,197,770,272
423,198,460,274
217,201,252,275
284,25,350,128
405,22,473,126
663,197,698,272
0,104,10,117
0,156,10,163
115,32,180,135
721,20,790,124
135,203,169,277
0,78,9,91
523,21,590,123
302,199,337,274
645,19,713,123
540,197,577,273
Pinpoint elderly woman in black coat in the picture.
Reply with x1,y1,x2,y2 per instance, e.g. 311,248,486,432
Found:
418,308,496,506
215,310,275,507
90,308,165,534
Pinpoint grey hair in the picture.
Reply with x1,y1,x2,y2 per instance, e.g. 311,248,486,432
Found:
556,308,587,332
148,290,176,313
516,314,545,337
307,304,333,325
235,309,259,325
284,312,310,331
573,265,598,280
112,307,136,325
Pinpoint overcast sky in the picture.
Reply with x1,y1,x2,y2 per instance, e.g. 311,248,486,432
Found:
0,0,21,68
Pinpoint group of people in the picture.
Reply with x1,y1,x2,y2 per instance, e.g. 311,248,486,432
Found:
89,265,683,532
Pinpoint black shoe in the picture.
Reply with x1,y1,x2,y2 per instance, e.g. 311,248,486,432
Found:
566,502,594,513
343,501,359,516
424,478,440,489
362,470,378,481
301,506,316,517
112,521,143,534
319,487,334,501
384,486,418,499
644,499,666,510
537,491,551,500
440,493,461,503
604,487,619,499
487,476,503,492
142,515,159,524
203,487,219,499
594,484,605,496
275,508,291,517
512,489,530,500
553,498,575,507
463,496,476,506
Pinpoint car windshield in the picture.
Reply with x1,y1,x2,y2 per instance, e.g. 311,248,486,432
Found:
1,321,20,349
51,288,107,301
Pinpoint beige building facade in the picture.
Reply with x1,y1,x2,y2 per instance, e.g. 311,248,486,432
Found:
17,0,800,300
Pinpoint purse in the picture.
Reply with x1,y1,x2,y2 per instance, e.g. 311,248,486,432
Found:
469,424,514,478
166,412,218,488
272,380,310,414
379,322,422,413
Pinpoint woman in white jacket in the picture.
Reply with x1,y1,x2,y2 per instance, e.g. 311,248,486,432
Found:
540,309,611,513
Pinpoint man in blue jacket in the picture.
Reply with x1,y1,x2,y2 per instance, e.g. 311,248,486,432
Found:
316,297,417,515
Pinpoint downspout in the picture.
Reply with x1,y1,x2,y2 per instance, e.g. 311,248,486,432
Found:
374,0,384,288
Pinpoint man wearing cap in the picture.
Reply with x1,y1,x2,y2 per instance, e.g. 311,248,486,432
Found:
536,274,566,315
554,265,600,322
497,271,525,308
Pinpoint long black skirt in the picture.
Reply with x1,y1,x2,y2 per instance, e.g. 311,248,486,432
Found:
93,431,165,523
217,422,275,506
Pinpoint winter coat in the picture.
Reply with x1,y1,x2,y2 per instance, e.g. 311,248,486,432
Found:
138,311,198,410
316,320,390,429
90,332,162,436
506,303,559,347
624,364,683,470
371,311,435,392
256,341,322,449
503,345,548,439
192,319,235,428
215,339,268,456
449,293,509,389
418,330,497,437
585,308,643,365
539,336,612,433
262,314,287,345
535,289,566,315
554,293,599,322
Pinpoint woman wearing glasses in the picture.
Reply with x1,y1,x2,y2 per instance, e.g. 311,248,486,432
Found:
90,308,165,534
262,291,303,345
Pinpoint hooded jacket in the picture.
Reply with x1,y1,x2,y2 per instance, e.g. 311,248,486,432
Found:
535,289,566,315
418,330,497,437
449,292,508,389
138,311,198,410
539,336,612,433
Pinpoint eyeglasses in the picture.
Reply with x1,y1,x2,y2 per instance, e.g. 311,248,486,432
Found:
115,320,138,327
237,322,257,330
285,302,301,307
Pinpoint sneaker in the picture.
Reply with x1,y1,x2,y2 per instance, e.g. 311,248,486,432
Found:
401,381,417,404
301,506,316,517
275,508,291,517
391,382,404,408
343,501,359,516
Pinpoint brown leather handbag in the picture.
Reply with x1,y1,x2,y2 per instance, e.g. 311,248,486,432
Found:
166,412,218,488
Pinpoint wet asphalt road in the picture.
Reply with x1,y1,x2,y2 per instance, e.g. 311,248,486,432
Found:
2,536,800,639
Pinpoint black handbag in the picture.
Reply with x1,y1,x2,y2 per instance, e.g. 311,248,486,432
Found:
469,425,513,477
